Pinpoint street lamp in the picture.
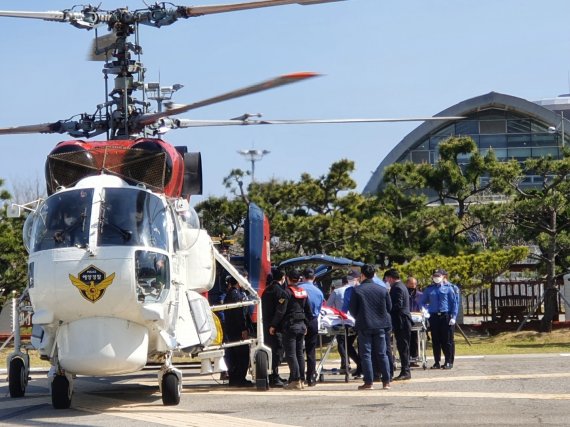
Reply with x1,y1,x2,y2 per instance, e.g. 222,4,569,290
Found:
238,149,270,182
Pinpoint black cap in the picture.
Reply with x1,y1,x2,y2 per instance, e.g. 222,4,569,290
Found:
432,269,445,276
302,268,315,279
271,268,285,282
346,270,360,280
287,269,302,281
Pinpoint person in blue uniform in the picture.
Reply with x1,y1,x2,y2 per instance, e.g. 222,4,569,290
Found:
223,276,254,387
269,269,313,390
420,269,457,370
299,268,324,387
443,270,460,368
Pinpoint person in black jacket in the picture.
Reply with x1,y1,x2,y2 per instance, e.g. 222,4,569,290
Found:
224,276,254,387
269,269,313,390
385,269,413,381
349,264,392,390
261,268,287,387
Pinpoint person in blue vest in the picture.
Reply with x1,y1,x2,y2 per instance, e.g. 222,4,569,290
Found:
420,269,457,370
299,268,324,387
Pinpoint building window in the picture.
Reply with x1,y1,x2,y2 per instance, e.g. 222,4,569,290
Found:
480,120,506,134
480,135,507,148
532,147,559,158
507,119,531,133
411,150,430,164
455,120,478,135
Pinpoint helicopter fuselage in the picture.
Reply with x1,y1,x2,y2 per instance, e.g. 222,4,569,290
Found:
26,174,217,376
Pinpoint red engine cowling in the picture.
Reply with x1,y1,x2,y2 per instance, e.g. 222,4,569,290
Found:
44,138,201,198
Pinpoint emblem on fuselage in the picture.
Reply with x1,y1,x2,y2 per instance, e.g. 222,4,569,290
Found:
69,265,115,303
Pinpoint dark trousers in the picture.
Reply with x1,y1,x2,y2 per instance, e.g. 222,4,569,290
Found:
226,343,249,385
337,328,361,374
449,323,456,364
283,329,305,381
304,318,319,382
264,327,283,376
429,313,452,364
394,321,412,376
410,328,418,359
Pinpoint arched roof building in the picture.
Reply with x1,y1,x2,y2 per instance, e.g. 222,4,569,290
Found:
363,92,570,194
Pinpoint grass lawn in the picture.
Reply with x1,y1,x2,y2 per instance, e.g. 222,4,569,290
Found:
455,328,570,355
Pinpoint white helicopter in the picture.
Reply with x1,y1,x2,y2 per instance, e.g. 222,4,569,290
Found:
0,0,463,409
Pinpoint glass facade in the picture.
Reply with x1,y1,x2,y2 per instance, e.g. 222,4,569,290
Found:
405,109,561,167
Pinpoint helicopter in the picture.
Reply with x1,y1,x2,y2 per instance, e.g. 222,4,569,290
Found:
0,0,464,409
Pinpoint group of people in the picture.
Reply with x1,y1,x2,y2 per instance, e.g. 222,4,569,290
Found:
220,263,460,391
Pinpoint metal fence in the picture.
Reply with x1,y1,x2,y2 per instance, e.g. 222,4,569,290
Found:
462,280,566,322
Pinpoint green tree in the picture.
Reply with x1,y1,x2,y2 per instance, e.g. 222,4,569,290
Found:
0,180,28,301
493,153,570,331
396,247,529,293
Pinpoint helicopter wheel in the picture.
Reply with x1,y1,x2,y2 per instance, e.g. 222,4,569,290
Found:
161,373,181,406
8,358,27,398
51,375,72,409
255,351,269,391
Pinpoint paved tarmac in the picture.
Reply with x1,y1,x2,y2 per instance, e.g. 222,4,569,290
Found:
2,354,570,426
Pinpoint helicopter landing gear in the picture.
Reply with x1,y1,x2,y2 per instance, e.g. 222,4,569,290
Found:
51,371,74,409
8,354,29,398
254,349,270,391
159,360,182,406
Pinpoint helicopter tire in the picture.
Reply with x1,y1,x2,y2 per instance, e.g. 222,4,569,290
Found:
8,358,27,398
51,375,72,409
255,351,269,391
161,373,181,406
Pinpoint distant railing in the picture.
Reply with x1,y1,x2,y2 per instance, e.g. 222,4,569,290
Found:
462,280,565,322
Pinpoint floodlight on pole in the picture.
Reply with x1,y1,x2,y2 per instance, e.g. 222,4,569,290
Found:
238,149,270,182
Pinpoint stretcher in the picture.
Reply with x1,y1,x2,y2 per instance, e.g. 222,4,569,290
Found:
315,307,355,383
393,311,428,370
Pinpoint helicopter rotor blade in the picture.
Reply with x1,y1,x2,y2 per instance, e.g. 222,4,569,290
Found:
0,122,61,135
173,116,465,128
183,0,345,16
136,72,320,127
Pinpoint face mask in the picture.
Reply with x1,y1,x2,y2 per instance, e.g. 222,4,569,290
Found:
432,276,443,284
64,216,75,226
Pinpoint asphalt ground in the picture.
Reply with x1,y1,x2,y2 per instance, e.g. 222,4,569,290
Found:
2,354,570,426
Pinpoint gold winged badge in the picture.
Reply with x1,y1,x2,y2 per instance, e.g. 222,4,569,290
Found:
69,272,116,303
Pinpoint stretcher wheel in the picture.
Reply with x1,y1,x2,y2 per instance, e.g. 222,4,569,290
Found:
344,372,349,383
422,362,427,370
319,374,324,383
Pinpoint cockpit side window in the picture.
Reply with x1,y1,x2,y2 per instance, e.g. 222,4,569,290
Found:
31,189,93,252
98,188,168,250
135,251,169,303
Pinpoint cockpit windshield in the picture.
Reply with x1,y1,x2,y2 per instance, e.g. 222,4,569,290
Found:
31,189,93,252
98,188,168,250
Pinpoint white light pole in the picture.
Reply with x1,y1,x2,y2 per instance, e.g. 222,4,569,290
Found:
238,149,270,182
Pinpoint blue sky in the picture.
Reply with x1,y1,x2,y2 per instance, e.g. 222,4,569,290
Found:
2,0,570,201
